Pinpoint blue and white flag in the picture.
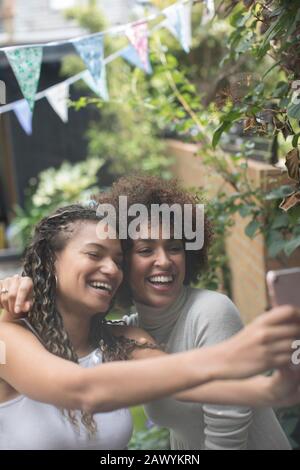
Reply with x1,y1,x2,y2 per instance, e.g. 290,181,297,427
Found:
82,69,109,101
120,45,152,74
13,100,33,135
163,1,192,53
73,35,107,92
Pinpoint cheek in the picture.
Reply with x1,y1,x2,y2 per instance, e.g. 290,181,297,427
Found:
116,270,124,288
177,254,186,280
127,256,147,285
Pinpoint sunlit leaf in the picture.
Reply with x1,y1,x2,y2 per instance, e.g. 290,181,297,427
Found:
285,148,300,182
280,190,300,212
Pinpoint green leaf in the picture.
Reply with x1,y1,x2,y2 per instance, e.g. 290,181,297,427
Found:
284,236,300,257
238,205,254,218
266,185,294,200
271,213,289,229
212,121,232,148
287,103,300,120
292,133,300,148
268,239,286,258
245,219,260,239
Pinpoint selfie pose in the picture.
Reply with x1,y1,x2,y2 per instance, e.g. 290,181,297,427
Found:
1,192,300,450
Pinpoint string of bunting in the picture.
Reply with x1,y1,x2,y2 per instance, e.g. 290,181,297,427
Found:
0,0,214,135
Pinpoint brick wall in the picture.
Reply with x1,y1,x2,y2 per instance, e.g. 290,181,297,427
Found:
167,139,300,324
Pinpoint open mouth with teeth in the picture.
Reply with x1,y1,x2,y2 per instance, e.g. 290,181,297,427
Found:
88,281,113,295
147,275,175,286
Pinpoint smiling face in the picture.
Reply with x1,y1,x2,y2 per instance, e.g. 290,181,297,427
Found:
126,222,186,309
54,221,123,317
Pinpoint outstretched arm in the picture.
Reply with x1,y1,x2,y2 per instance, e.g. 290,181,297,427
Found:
115,325,300,409
0,322,230,414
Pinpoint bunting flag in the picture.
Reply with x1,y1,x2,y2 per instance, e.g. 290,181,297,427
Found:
5,46,43,112
73,35,108,101
82,70,99,95
73,35,105,87
13,100,33,135
126,22,151,73
82,68,109,101
0,1,196,121
120,45,152,74
202,0,215,25
46,82,69,123
163,1,192,53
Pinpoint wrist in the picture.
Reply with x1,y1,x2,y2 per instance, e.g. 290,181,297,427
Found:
192,343,232,382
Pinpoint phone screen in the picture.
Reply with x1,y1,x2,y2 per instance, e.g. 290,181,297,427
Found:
267,268,300,309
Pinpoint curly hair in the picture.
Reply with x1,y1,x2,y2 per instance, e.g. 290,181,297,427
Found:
22,203,158,435
94,174,214,308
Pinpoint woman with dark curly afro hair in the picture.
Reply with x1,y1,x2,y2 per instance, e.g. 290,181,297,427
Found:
95,175,293,450
1,176,300,450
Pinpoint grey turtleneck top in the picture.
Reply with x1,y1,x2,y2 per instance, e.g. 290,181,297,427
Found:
123,286,291,450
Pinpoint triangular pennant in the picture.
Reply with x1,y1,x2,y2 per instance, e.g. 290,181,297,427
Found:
126,22,151,73
73,35,104,86
120,45,152,74
5,46,43,112
164,2,192,53
82,68,109,102
46,82,69,123
82,70,99,95
98,65,109,102
13,100,33,135
202,0,215,25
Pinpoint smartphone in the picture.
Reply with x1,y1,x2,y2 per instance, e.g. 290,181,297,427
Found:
266,268,300,309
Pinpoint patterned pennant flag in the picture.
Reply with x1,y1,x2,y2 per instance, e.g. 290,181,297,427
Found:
5,46,43,112
126,22,151,73
163,2,192,53
73,35,105,86
82,68,109,102
46,82,69,123
120,45,152,74
13,100,33,135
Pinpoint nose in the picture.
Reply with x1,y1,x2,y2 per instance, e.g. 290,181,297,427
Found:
154,248,172,269
99,257,119,277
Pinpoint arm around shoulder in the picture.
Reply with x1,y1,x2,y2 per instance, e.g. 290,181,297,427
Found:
0,322,89,410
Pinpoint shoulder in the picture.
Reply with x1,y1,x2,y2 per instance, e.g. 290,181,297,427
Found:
0,321,43,354
186,287,241,321
185,287,244,346
0,320,30,339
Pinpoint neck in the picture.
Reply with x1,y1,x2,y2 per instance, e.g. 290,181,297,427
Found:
56,300,92,357
134,286,188,344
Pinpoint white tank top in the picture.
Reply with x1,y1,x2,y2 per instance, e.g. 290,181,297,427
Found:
0,349,133,450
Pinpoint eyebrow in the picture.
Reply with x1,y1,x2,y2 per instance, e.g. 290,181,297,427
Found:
134,237,180,244
84,242,123,257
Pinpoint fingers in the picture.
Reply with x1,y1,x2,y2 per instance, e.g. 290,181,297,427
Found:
262,325,300,343
0,278,11,313
7,275,21,314
263,305,300,327
14,277,33,314
0,275,33,317
271,353,293,368
271,340,297,354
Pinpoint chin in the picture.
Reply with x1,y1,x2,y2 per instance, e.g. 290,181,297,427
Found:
84,302,110,316
149,296,175,308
